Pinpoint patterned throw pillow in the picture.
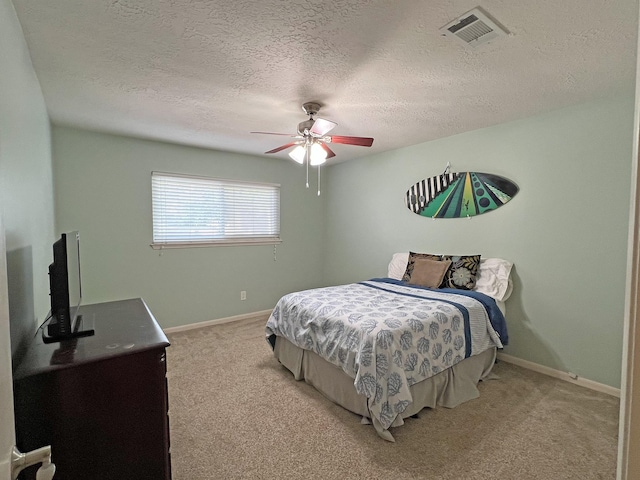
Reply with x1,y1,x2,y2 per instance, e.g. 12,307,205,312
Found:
401,252,441,282
439,254,482,290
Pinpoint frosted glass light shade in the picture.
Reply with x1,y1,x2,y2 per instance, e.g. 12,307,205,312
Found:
288,145,305,164
309,143,327,166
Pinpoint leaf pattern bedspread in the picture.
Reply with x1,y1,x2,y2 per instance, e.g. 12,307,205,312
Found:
265,278,507,434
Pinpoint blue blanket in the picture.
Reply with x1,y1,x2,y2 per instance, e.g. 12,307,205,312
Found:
369,278,508,345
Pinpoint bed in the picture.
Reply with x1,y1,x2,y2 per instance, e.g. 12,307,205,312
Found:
265,254,512,441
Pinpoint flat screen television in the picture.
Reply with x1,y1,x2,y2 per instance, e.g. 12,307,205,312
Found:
43,231,94,343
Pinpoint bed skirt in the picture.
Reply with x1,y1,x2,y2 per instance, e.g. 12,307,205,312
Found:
273,335,497,441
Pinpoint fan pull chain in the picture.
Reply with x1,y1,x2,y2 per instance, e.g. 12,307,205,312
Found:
317,165,321,196
305,148,310,188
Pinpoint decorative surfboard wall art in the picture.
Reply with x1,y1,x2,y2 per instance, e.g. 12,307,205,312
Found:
405,171,519,218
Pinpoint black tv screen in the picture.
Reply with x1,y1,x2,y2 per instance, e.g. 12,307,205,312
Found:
44,231,93,343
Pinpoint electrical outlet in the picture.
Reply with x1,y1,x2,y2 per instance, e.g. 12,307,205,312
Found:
240,291,246,301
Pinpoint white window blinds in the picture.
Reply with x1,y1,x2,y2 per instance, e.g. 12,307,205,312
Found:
151,171,281,248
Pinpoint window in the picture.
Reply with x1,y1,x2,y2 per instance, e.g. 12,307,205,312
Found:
151,171,281,248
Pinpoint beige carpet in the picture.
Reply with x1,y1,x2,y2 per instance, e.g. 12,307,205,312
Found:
166,317,619,480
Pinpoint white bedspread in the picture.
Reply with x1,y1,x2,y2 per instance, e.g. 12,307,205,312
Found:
266,279,505,438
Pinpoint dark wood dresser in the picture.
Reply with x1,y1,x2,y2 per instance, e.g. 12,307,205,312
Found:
13,298,171,480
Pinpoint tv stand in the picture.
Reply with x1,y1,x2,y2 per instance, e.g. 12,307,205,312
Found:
13,298,171,480
41,314,95,344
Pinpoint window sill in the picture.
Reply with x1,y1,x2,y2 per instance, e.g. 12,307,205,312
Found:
150,239,282,249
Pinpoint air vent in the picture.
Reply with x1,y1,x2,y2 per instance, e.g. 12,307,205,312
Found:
440,7,508,48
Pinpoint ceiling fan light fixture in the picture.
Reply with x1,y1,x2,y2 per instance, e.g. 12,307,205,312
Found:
289,145,306,164
254,102,373,173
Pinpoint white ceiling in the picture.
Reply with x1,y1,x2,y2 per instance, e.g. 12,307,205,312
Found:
11,0,639,162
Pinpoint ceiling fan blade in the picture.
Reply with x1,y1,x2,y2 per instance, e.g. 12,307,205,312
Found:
251,131,299,137
265,142,298,154
319,143,336,159
328,135,374,147
309,118,337,136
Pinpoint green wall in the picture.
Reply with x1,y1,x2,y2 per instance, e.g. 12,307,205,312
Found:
52,127,325,329
323,95,634,388
0,0,55,358
52,97,634,387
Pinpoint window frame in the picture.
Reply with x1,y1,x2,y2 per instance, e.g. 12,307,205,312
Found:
150,171,282,249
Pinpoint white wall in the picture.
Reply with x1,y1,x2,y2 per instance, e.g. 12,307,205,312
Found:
323,95,635,388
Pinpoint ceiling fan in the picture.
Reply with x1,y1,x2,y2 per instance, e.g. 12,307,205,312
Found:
251,102,374,167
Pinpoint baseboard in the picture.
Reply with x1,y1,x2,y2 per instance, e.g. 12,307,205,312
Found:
163,309,273,334
497,352,620,398
165,319,620,397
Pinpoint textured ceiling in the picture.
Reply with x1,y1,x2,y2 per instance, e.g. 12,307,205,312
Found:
11,0,639,162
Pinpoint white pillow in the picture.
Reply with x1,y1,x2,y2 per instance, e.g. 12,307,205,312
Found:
473,258,513,302
387,252,409,280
